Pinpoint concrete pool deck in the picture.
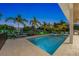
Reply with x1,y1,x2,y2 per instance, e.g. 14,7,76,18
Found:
0,37,49,56
0,35,79,56
53,35,79,56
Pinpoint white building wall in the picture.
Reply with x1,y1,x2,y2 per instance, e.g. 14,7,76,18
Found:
59,3,73,44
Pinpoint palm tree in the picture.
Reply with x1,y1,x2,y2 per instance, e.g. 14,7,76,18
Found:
47,23,51,28
47,22,52,32
0,13,4,33
42,22,48,32
6,15,28,34
59,20,67,32
61,23,67,32
53,22,58,30
30,17,41,31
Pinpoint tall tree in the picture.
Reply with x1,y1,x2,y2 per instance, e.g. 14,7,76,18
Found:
30,17,41,31
6,15,28,34
42,22,48,31
60,20,67,32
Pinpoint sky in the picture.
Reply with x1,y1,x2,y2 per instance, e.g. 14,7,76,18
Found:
0,3,68,27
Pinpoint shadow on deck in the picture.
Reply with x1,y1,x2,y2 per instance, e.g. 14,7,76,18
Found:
0,33,7,50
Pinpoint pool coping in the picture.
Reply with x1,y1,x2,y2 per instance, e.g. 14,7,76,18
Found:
26,33,69,39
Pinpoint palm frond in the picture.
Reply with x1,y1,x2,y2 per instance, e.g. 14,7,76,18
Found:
5,17,15,22
38,21,41,25
23,19,28,22
33,17,36,20
21,21,26,27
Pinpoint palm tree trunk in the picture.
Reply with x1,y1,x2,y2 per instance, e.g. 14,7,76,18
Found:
34,25,36,32
18,23,20,35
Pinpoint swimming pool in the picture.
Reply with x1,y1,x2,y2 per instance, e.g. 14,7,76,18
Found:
27,35,68,55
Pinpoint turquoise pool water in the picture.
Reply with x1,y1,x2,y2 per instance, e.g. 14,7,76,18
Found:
27,35,68,55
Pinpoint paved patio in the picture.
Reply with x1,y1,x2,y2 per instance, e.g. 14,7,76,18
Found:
0,37,49,56
0,35,79,56
54,35,79,56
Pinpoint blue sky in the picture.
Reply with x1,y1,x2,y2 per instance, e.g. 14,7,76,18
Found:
0,3,68,27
